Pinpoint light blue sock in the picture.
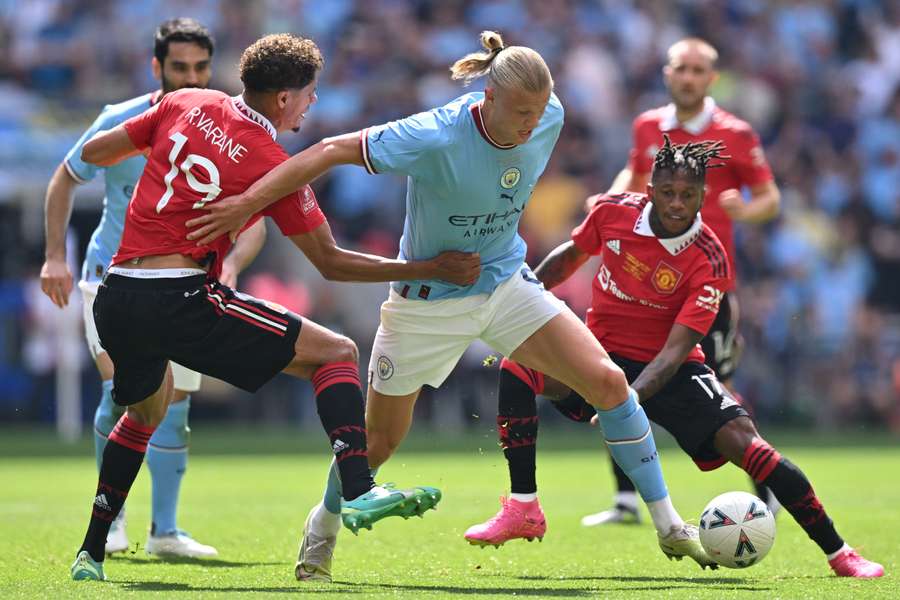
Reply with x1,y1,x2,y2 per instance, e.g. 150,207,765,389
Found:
92,379,120,472
146,397,190,536
596,388,668,503
321,459,379,514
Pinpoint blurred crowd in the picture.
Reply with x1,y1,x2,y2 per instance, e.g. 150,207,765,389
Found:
0,0,898,431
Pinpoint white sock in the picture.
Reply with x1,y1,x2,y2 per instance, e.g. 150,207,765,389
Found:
614,491,639,511
310,502,342,537
510,492,537,503
646,496,684,536
826,543,851,561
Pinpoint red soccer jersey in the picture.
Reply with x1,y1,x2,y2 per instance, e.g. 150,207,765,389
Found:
572,192,731,364
626,98,773,290
114,88,326,278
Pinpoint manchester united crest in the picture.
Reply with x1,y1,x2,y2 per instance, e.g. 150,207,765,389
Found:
652,261,683,294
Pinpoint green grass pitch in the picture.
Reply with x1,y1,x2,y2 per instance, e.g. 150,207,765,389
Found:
0,428,896,599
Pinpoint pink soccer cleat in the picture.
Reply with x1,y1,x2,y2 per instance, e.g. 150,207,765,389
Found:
828,548,885,578
464,497,547,548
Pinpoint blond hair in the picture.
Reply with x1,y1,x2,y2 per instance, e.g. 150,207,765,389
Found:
450,31,552,93
667,38,718,67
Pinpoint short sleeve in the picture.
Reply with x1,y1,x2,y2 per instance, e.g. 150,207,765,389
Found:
571,197,608,255
674,276,729,336
730,127,773,188
626,117,654,176
360,109,448,176
263,185,327,236
122,97,168,151
63,109,115,184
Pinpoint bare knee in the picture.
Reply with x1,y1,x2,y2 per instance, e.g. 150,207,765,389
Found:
329,335,359,365
583,360,629,410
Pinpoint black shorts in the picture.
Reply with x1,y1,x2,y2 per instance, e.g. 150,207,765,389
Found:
700,290,741,380
611,354,749,471
94,273,302,406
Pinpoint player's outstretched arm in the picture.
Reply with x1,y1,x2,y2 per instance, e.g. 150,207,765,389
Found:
630,324,704,401
81,125,142,167
39,164,80,308
186,132,363,245
289,222,481,285
533,240,590,289
219,219,267,288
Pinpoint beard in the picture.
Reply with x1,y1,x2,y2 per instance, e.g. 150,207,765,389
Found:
161,73,205,94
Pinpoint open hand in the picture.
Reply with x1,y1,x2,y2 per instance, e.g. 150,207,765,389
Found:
39,258,73,308
186,194,252,245
430,251,481,286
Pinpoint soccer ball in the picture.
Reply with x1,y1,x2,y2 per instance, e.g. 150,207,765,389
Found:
699,491,776,568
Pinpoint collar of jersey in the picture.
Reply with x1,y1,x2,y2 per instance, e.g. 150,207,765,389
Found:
633,201,703,256
658,96,715,135
470,101,517,150
230,95,277,140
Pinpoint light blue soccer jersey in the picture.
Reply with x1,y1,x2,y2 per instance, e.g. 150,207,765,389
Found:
64,92,157,282
361,91,563,300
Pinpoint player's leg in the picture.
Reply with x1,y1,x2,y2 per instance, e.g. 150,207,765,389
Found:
78,279,128,554
298,290,476,581
73,364,174,581
713,417,884,577
144,365,217,559
509,312,688,539
702,292,777,511
475,270,707,565
464,358,547,547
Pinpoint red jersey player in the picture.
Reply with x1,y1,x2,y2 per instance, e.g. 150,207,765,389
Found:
587,38,782,526
70,34,479,583
465,137,883,578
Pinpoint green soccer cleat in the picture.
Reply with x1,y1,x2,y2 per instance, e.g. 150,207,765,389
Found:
71,550,106,581
341,484,442,534
658,524,718,570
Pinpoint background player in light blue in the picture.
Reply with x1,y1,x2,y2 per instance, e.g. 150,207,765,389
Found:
186,30,713,580
39,18,263,559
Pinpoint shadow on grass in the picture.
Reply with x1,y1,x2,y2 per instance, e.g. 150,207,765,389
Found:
114,556,283,568
514,574,749,585
119,578,771,596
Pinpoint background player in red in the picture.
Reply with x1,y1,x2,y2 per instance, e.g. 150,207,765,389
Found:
585,37,783,526
466,137,883,578
70,33,479,582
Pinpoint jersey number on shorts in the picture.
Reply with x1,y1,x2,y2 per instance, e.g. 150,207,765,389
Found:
156,132,222,213
691,373,725,399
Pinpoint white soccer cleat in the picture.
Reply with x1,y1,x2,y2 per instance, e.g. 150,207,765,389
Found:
658,523,718,570
105,510,129,554
146,530,218,559
295,505,336,582
580,504,641,527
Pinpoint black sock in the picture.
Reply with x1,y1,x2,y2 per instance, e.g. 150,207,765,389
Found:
550,391,597,423
312,362,374,501
743,438,844,555
498,359,541,494
611,453,637,493
80,414,153,562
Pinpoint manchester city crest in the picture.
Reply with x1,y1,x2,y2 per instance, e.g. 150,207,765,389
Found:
376,355,394,380
500,167,521,189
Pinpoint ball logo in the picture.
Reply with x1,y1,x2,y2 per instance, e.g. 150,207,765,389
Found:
376,355,394,380
652,261,682,294
500,167,521,189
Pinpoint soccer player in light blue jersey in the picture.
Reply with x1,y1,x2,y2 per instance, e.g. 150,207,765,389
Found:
187,30,714,579
40,18,261,559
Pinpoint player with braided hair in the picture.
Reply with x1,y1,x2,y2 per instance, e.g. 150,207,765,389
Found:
464,138,884,578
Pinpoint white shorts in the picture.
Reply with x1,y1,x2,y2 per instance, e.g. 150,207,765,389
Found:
79,279,202,392
368,265,566,396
